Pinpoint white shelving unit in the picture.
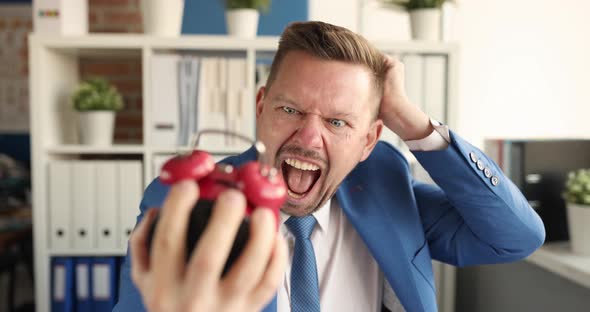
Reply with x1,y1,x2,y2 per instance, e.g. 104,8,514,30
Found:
29,34,459,311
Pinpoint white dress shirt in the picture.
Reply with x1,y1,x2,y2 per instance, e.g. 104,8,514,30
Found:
277,121,450,312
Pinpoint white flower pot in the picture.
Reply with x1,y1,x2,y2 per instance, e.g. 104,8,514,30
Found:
141,0,184,36
78,111,115,146
409,8,441,41
226,9,259,38
566,202,590,255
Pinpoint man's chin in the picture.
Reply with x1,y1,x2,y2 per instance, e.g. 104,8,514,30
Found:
281,200,319,217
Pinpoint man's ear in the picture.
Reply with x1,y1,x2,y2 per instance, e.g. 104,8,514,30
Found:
360,119,383,162
256,86,266,118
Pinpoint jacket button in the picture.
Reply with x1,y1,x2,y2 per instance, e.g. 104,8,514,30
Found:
469,152,477,163
491,176,499,186
476,160,485,170
484,167,492,178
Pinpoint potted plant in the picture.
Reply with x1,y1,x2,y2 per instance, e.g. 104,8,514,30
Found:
141,0,185,36
380,0,455,41
223,0,271,38
72,78,124,146
563,169,590,255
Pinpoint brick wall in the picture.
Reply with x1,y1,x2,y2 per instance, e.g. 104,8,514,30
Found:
80,0,144,143
88,0,142,33
0,6,33,130
2,0,145,142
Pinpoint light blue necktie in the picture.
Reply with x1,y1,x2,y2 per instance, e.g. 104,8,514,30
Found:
285,215,321,312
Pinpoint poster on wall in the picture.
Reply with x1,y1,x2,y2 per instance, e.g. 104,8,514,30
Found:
0,3,32,133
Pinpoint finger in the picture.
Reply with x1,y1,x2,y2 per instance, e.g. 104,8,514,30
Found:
151,180,199,286
221,208,276,294
185,190,247,291
130,208,158,286
249,234,288,308
384,54,396,65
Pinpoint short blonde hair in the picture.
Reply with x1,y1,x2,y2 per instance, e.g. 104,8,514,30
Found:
266,21,388,104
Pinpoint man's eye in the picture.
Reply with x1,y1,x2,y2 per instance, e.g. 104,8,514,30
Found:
282,106,299,115
330,119,346,128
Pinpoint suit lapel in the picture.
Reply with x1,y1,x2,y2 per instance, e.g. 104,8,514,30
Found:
336,169,426,312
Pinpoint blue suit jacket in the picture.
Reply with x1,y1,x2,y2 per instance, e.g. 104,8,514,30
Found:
114,131,545,312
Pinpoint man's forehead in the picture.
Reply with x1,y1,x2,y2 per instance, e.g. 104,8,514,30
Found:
269,52,378,120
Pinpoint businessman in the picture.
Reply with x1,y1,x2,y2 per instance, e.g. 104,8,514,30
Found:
114,21,545,312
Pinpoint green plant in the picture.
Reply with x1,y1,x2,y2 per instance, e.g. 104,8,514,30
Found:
72,78,124,111
223,0,271,12
382,0,448,10
563,169,590,205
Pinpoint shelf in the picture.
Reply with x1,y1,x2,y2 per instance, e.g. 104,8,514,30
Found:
30,34,458,54
31,34,145,49
30,34,280,51
46,145,246,156
373,40,459,54
525,242,590,289
46,144,145,154
150,35,280,51
150,146,247,155
48,249,127,257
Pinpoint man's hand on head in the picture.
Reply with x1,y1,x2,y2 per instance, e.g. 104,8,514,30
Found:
129,181,287,312
378,55,433,141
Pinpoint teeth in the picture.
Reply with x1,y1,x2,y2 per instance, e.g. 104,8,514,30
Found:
285,158,320,171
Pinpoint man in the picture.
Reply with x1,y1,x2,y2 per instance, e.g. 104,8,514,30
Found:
114,21,545,312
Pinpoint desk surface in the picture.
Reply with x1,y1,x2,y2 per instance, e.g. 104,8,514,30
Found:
526,242,590,289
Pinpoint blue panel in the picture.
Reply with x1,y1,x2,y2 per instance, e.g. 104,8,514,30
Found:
181,0,226,35
181,0,308,36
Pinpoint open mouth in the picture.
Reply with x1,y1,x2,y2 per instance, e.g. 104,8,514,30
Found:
281,158,322,199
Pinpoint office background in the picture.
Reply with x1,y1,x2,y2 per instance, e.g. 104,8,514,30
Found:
2,0,590,311
4,0,590,154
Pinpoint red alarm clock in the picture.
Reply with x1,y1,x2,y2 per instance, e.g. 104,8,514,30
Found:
147,130,287,276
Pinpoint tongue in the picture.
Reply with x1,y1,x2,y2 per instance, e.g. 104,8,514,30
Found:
286,166,316,194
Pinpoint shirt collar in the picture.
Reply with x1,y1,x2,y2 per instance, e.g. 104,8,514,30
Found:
280,198,332,236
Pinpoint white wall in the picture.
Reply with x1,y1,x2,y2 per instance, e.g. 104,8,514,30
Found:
309,0,412,41
454,0,590,145
311,0,590,146
308,0,359,32
358,1,411,40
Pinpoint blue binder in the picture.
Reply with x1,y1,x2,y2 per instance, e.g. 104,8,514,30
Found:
51,257,75,312
74,257,92,312
91,257,119,311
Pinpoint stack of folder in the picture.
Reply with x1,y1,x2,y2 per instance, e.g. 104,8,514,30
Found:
48,160,143,310
51,257,123,311
150,54,254,150
48,161,143,252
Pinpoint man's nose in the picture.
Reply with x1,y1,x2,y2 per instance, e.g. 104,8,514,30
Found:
293,115,324,149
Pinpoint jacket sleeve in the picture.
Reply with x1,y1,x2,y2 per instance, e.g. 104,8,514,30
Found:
411,130,545,267
113,179,170,311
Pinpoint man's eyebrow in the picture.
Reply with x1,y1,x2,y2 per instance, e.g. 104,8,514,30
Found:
271,95,298,106
271,94,357,121
330,111,355,119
